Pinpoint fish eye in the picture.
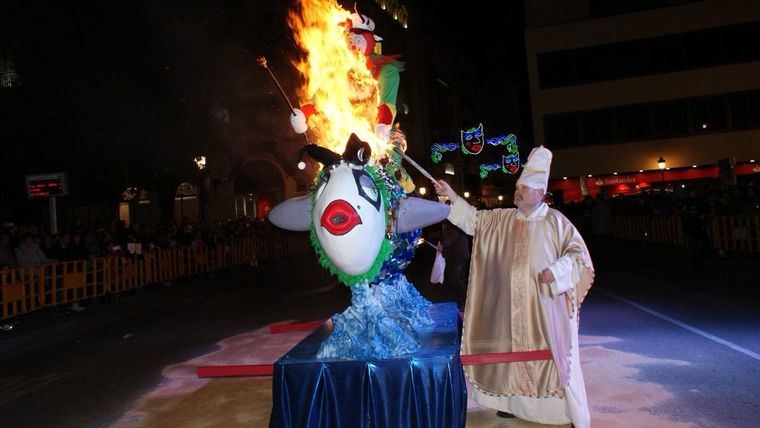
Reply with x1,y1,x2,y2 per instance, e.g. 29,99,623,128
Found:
353,170,382,211
359,174,378,200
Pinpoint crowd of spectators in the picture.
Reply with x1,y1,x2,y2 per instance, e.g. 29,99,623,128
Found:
553,178,759,270
557,179,760,222
0,217,275,270
3,179,758,271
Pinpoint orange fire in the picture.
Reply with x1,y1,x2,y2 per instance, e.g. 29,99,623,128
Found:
288,0,387,158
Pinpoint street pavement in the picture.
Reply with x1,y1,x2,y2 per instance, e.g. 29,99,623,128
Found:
1,241,758,427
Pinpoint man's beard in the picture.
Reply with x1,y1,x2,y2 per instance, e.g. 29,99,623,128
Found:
515,196,539,213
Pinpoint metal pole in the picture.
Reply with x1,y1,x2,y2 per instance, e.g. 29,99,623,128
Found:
257,56,296,113
49,196,58,235
199,178,207,223
392,147,436,183
256,56,310,144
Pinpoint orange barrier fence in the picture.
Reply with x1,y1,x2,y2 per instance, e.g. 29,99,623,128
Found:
710,215,760,253
612,215,684,246
612,215,760,253
1,234,312,321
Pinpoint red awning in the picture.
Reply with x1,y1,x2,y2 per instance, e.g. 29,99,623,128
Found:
549,162,759,202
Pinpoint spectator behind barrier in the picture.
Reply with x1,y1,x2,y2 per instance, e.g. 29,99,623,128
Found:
0,232,16,269
14,233,47,267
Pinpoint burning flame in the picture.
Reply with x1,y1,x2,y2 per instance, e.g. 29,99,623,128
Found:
288,0,387,158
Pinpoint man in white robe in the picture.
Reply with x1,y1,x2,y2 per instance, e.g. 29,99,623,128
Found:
434,146,594,427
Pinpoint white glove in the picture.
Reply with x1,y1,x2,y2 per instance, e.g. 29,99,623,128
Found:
375,123,391,141
433,180,459,203
290,109,308,134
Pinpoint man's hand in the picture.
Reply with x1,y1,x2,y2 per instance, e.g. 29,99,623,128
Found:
539,268,555,285
433,180,459,203
290,108,308,134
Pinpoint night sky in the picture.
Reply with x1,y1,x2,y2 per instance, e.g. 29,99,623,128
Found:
0,0,527,220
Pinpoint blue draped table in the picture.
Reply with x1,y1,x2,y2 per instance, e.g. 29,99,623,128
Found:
270,302,467,428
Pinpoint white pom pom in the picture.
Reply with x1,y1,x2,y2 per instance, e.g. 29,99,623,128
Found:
297,161,306,170
290,108,308,134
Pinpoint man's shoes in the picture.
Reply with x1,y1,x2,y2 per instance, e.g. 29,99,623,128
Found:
496,411,515,418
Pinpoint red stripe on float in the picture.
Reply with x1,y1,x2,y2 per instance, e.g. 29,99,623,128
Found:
197,364,274,378
461,350,553,365
269,320,324,334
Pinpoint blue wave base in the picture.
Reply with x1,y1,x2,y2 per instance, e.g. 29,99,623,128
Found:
316,275,434,359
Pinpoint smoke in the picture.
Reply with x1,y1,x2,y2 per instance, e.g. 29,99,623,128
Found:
141,0,308,171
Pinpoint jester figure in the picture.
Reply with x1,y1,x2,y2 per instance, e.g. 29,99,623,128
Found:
289,9,415,193
269,135,449,358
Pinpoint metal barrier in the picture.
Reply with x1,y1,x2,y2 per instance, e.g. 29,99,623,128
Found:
710,216,760,253
1,234,311,321
612,214,760,253
1,267,39,319
612,215,684,246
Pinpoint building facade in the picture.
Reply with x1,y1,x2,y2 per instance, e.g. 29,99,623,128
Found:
525,0,760,188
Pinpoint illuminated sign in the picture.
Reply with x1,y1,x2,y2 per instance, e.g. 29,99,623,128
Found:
25,173,68,198
594,176,638,186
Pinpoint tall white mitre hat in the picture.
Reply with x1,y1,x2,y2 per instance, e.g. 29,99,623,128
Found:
516,145,552,191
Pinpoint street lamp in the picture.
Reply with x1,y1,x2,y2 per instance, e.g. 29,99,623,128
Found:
657,156,666,170
658,156,666,184
418,187,427,196
463,191,470,199
193,156,208,222
194,156,207,171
